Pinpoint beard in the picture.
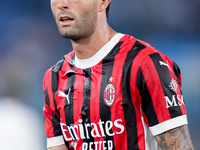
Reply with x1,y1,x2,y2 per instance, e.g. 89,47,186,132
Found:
56,4,98,42
58,20,97,42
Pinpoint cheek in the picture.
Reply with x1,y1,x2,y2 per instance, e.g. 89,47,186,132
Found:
50,2,58,17
50,0,58,10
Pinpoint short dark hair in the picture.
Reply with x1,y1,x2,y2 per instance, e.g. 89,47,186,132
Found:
106,3,110,18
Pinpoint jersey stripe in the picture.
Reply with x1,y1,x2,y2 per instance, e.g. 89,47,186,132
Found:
99,42,122,150
52,58,65,115
52,59,65,136
173,62,181,86
61,56,76,149
123,41,146,150
44,88,50,107
81,68,94,146
65,57,76,126
137,67,159,126
90,63,103,148
71,71,84,149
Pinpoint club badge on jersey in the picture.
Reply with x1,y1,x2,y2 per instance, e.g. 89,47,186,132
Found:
104,77,116,106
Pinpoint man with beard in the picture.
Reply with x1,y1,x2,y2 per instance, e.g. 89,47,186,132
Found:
43,0,194,149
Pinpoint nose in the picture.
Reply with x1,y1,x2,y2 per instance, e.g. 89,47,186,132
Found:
57,0,68,10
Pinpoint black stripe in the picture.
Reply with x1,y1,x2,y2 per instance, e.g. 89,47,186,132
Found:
103,41,123,62
51,58,65,92
65,56,76,126
173,62,181,85
81,68,94,145
99,42,122,150
65,81,75,125
173,62,183,95
122,41,146,150
149,53,182,118
137,67,159,126
46,98,63,144
52,112,63,136
44,88,50,107
64,56,76,149
64,74,75,149
51,58,65,109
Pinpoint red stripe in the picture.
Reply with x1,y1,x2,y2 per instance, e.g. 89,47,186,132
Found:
73,72,85,122
44,103,54,138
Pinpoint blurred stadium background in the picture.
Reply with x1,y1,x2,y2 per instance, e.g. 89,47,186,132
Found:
0,0,199,149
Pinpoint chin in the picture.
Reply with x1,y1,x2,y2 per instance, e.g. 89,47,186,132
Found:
59,31,80,40
61,33,81,41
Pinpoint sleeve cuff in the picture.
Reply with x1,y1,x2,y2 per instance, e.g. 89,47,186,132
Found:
47,135,65,148
149,115,188,136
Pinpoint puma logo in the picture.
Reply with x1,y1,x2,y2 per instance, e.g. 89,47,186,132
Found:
58,89,71,104
159,60,171,71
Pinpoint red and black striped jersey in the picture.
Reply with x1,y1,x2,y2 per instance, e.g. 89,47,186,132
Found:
43,33,187,150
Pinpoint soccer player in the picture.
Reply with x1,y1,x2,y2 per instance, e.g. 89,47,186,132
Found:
43,0,194,149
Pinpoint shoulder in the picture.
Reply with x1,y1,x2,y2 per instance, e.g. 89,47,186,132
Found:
120,34,166,64
120,34,158,55
43,58,64,83
43,51,75,87
133,37,172,66
53,51,75,73
120,35,179,77
46,51,75,74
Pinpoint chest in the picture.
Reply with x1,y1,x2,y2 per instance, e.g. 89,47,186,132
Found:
55,65,135,125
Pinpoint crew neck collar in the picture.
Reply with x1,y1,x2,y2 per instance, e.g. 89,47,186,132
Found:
75,33,124,69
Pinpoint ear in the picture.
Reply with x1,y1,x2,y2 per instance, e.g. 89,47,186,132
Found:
98,0,111,13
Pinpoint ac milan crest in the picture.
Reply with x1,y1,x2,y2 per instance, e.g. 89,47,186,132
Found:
104,83,116,106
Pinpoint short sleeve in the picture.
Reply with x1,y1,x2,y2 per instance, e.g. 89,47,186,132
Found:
43,69,65,148
136,52,188,136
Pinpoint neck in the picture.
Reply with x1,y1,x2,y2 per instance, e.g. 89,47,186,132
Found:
71,25,117,59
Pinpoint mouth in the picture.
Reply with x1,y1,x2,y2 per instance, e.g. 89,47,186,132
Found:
60,16,74,21
59,16,74,26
